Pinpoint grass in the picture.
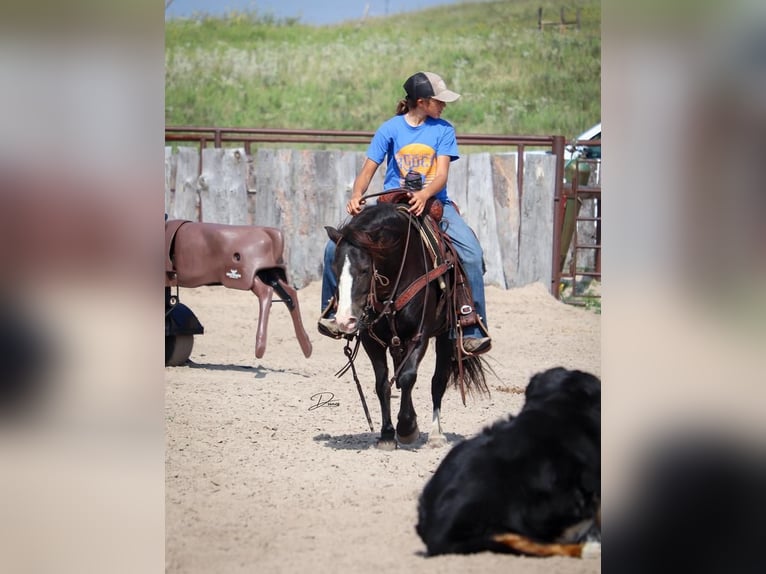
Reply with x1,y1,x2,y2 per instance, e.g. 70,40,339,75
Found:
165,0,600,139
559,277,601,313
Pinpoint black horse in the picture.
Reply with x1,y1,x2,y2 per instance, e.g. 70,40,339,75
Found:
325,201,489,449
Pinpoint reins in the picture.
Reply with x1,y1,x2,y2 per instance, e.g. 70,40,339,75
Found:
358,188,407,202
382,208,433,388
334,336,374,433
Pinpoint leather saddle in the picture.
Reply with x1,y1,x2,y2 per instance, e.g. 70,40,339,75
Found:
376,193,483,333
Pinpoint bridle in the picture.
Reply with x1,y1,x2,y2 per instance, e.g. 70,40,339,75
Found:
341,206,434,385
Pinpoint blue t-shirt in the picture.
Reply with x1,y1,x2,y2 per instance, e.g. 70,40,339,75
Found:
366,115,459,203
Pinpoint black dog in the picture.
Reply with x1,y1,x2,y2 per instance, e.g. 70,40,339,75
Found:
416,367,601,557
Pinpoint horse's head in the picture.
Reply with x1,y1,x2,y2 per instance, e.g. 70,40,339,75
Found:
325,204,407,336
325,226,372,335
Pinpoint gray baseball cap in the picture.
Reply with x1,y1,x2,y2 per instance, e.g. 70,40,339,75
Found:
403,72,460,103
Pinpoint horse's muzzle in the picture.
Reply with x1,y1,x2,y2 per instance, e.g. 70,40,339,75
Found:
336,316,359,335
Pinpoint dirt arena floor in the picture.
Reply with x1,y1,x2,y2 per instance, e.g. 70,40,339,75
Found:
166,280,601,573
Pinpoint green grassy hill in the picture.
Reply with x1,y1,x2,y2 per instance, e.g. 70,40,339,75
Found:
165,0,600,140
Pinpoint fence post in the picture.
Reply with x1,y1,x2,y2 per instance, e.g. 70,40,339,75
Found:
551,135,566,297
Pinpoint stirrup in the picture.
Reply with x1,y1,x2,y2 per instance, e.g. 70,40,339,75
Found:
317,298,343,339
317,316,343,339
457,315,491,355
461,336,492,355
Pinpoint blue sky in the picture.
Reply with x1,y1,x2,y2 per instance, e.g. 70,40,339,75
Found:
165,0,466,26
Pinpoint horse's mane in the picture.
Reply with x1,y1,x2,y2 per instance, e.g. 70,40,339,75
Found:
339,202,409,259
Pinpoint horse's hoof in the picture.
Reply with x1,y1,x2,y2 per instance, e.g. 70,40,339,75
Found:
396,428,420,445
376,438,397,451
427,434,448,448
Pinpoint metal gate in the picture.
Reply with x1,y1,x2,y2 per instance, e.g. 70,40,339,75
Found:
554,144,602,308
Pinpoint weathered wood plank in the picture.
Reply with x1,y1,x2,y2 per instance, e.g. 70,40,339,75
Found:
199,147,248,224
171,147,200,221
463,153,505,288
164,147,174,216
517,154,556,288
252,148,291,229
285,150,332,288
447,155,468,214
491,153,520,288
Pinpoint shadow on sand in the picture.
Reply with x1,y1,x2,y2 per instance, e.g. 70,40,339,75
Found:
313,431,466,451
185,361,311,379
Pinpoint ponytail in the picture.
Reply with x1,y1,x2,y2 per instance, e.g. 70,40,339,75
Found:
396,95,420,115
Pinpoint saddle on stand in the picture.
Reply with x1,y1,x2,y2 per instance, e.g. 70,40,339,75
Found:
165,219,313,361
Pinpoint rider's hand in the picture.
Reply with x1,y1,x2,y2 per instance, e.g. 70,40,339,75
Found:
346,195,366,216
408,192,427,217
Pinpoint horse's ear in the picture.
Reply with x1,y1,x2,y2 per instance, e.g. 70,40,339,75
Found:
325,226,342,243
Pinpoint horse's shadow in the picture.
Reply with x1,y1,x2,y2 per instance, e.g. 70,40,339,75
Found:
314,431,466,451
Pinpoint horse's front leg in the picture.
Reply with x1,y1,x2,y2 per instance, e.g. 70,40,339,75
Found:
427,333,452,448
362,337,395,450
394,342,429,445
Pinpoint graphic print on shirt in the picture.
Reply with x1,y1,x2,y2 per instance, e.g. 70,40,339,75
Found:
395,143,436,188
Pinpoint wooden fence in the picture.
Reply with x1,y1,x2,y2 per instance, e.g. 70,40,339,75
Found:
164,147,558,295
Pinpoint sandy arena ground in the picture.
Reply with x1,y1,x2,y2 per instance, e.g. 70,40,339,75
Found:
166,280,601,573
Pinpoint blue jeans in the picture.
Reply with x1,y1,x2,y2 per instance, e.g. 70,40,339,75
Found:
320,201,488,337
321,239,338,313
440,201,488,338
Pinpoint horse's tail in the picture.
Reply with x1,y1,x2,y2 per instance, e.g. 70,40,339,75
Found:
448,352,491,404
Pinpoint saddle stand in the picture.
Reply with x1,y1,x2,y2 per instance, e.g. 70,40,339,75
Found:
165,219,313,362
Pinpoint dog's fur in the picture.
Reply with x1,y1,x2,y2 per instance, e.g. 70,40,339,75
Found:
416,367,601,557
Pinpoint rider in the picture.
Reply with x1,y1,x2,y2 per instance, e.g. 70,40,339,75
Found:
318,71,491,355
